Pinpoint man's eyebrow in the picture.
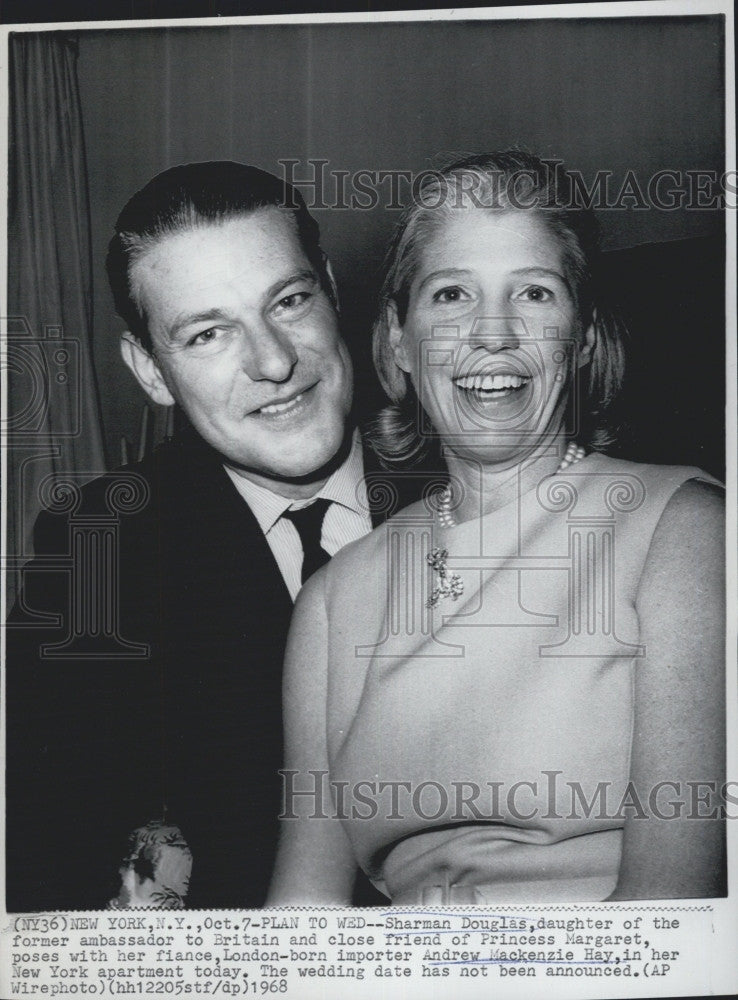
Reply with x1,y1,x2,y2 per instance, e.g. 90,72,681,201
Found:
166,270,319,338
266,269,319,300
167,307,232,339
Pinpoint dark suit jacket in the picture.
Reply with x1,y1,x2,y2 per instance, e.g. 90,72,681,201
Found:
6,428,428,911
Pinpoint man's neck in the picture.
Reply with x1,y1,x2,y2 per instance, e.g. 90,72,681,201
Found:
225,467,329,501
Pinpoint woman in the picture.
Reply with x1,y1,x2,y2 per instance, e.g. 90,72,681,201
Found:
268,151,725,904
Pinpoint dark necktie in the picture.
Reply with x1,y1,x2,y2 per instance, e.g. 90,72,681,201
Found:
282,499,332,584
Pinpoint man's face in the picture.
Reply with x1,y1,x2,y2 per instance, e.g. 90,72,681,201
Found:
128,210,353,491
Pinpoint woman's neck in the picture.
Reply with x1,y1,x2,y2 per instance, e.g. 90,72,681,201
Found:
444,433,571,522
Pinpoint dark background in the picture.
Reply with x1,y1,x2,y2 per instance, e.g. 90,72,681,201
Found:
9,14,728,477
3,0,663,22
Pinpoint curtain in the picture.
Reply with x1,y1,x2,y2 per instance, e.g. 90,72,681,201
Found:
6,33,106,606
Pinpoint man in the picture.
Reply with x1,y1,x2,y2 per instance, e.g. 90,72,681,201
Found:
6,162,419,910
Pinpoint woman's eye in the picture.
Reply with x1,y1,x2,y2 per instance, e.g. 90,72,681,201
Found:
432,286,466,304
519,285,553,303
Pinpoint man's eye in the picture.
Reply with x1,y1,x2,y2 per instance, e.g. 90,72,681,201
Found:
274,291,312,313
519,285,553,303
188,328,220,346
432,286,466,304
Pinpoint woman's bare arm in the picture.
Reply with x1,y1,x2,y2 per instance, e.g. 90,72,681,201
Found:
267,570,357,905
609,479,725,899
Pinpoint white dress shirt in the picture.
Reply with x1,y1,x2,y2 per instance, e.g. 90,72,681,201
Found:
224,430,371,601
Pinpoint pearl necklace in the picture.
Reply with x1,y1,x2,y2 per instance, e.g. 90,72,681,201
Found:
427,442,586,608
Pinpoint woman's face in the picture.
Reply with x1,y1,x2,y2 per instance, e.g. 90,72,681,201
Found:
390,207,594,467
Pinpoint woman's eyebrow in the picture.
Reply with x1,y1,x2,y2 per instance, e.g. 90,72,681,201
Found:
509,266,566,280
416,268,473,293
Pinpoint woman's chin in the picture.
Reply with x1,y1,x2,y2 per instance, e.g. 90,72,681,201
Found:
436,386,569,468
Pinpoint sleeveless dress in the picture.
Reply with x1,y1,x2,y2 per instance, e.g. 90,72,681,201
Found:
319,454,717,904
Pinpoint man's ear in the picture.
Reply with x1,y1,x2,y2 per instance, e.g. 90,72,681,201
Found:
387,301,411,373
578,315,597,369
323,255,340,312
120,332,176,406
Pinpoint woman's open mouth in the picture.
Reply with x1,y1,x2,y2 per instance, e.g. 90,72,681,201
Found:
452,372,532,401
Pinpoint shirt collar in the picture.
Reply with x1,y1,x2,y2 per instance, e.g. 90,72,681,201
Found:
223,429,367,535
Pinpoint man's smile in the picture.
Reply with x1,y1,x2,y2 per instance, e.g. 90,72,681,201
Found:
250,381,319,420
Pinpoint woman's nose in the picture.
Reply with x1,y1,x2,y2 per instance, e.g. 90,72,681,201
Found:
466,313,523,352
240,323,298,382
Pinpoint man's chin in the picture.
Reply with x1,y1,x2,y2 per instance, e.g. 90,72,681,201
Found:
226,431,353,489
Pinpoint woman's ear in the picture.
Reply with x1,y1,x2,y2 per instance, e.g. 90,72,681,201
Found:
578,315,597,368
120,332,176,406
388,301,411,373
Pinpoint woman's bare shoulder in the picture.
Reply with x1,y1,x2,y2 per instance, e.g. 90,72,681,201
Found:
635,476,724,628
653,476,724,543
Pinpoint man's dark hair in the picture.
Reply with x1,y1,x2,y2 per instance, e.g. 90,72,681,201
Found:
106,160,333,352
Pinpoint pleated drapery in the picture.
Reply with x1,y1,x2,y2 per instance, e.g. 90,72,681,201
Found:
6,33,106,605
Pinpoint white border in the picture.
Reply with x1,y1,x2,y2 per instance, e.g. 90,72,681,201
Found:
1,4,735,998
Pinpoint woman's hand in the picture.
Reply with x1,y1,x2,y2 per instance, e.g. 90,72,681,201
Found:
609,479,725,900
267,570,357,905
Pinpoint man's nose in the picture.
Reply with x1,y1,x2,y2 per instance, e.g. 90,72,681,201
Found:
466,313,524,353
240,323,298,382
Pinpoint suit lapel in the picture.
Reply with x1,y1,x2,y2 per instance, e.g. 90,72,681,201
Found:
154,431,293,639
